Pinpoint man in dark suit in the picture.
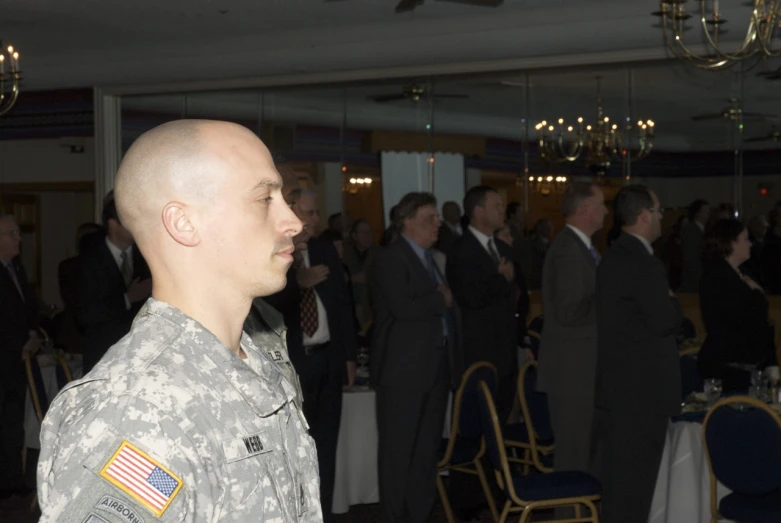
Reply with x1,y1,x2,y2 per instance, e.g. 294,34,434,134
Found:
264,188,357,523
595,185,683,523
447,185,517,421
537,182,607,479
435,200,462,255
528,218,553,290
0,214,39,499
371,192,463,523
680,199,710,292
76,193,151,373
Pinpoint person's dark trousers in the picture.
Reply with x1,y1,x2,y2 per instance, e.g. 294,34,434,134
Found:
0,369,26,492
298,344,343,523
599,408,669,523
377,359,449,523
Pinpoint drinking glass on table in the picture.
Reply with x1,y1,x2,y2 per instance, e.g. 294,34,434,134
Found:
704,378,723,407
357,347,369,371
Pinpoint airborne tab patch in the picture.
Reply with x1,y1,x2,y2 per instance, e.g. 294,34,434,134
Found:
99,441,183,517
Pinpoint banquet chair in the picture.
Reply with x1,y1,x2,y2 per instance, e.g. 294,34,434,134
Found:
436,361,500,523
477,380,601,523
703,396,781,523
507,360,554,474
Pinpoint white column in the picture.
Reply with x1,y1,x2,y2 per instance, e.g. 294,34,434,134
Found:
320,162,344,219
93,87,122,221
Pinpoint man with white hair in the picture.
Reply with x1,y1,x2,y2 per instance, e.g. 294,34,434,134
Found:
37,120,322,522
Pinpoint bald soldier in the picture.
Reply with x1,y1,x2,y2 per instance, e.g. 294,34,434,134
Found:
37,120,323,522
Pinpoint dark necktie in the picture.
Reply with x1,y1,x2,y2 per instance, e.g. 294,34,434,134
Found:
120,251,133,287
6,262,24,300
487,238,500,264
299,258,320,338
588,244,601,265
425,250,439,285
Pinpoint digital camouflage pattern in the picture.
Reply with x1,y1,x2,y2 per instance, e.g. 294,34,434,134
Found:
244,298,303,409
37,298,322,523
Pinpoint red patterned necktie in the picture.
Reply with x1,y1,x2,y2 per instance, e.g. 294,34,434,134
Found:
300,286,319,338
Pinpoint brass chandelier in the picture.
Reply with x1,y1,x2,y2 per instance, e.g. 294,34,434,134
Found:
652,0,781,71
534,77,655,175
0,42,21,116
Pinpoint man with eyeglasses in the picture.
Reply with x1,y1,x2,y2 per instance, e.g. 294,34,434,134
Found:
595,185,682,523
0,214,39,500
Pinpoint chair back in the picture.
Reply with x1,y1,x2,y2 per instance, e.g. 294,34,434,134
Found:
527,316,544,360
703,396,781,496
450,361,498,440
477,380,513,491
518,360,553,443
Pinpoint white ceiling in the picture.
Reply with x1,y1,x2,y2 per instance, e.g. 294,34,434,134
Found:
3,0,781,151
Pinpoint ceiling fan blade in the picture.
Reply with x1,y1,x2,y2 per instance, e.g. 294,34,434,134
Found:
742,112,779,120
369,93,410,103
744,136,771,143
396,0,424,13
435,0,503,5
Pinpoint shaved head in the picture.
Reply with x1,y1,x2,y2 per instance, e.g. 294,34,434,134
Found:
114,119,302,308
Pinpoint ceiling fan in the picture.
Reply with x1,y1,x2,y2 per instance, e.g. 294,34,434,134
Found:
691,98,777,122
745,127,781,143
757,68,781,80
368,83,468,103
395,0,503,14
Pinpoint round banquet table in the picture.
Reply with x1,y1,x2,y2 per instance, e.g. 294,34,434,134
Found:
649,420,733,523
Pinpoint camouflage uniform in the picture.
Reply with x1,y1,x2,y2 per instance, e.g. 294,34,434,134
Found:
244,298,303,409
37,299,322,523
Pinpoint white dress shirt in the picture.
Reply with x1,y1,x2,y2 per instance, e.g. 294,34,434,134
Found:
106,237,133,310
468,225,497,258
301,249,331,346
566,224,592,249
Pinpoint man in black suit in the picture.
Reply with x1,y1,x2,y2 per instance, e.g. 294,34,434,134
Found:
76,193,151,373
0,214,39,499
680,199,710,292
264,188,357,523
372,192,463,523
595,185,683,523
435,200,462,255
447,185,517,421
537,182,607,481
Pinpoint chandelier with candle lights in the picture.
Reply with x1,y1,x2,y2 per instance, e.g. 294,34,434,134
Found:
534,77,655,175
528,175,568,196
0,42,20,116
652,0,781,71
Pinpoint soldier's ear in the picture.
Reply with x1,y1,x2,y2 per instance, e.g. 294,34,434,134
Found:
162,202,201,247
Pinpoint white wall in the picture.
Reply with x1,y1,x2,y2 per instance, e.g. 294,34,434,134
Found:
0,138,94,183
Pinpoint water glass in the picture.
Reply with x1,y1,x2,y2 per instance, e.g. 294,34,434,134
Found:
704,378,723,407
356,347,369,370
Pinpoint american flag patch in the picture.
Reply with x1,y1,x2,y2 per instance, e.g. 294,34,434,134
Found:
99,441,183,517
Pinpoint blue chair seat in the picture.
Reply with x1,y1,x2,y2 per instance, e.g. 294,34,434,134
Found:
511,470,600,502
504,422,554,447
438,437,481,465
720,490,781,523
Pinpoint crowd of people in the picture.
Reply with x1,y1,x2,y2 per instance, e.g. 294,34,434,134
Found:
0,118,778,523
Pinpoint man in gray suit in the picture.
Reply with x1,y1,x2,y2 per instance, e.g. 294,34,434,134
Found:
371,192,463,523
680,199,710,292
537,182,607,476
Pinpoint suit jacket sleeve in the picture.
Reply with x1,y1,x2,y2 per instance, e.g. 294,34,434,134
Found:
373,248,446,322
446,247,512,310
546,242,594,327
321,242,359,362
635,256,683,337
75,255,128,329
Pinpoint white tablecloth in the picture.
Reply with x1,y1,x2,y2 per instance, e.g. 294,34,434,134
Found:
333,388,380,514
649,421,733,523
24,354,83,450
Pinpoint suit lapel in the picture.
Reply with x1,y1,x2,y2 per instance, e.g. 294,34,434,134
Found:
397,238,435,288
463,229,497,272
0,260,25,305
99,243,126,289
562,226,597,270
